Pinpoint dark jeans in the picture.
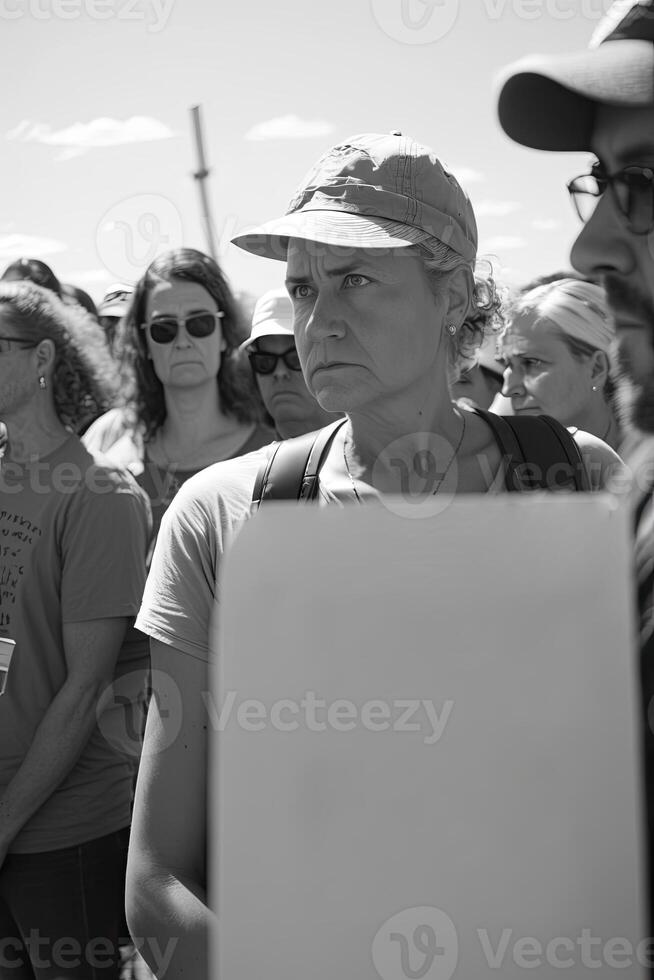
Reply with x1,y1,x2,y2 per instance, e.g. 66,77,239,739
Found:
0,827,130,979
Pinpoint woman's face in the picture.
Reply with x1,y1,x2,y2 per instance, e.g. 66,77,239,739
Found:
285,239,447,414
143,278,226,389
501,311,595,426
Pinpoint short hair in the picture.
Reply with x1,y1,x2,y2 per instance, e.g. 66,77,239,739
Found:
117,248,264,440
504,279,616,401
0,281,119,430
413,246,504,383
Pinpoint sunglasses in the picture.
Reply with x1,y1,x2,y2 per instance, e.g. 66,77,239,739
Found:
143,310,224,345
567,163,654,235
248,348,302,375
0,336,38,354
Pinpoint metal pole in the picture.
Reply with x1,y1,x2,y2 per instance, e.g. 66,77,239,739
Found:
190,105,218,261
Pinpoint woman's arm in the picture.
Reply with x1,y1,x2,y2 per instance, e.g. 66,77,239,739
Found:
126,639,213,980
572,429,631,493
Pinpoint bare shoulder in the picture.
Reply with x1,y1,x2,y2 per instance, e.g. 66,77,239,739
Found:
571,429,630,493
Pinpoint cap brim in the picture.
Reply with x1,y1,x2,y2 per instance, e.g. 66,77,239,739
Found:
497,39,654,151
232,211,436,261
98,305,126,318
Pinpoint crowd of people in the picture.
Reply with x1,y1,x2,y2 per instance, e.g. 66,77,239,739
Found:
1,0,654,977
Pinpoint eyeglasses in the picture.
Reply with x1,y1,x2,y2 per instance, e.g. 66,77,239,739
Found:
248,348,302,375
142,310,224,345
567,163,654,235
0,336,38,354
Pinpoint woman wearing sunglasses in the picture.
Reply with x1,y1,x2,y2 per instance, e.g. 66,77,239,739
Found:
243,287,339,438
83,248,273,542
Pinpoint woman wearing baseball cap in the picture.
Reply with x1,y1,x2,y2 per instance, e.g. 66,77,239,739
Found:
127,133,624,978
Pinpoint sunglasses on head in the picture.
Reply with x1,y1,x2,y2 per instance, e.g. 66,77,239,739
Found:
248,348,302,375
143,310,224,345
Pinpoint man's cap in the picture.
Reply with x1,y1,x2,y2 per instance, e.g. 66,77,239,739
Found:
1,258,62,296
240,288,294,351
232,132,477,263
497,0,654,151
99,283,134,318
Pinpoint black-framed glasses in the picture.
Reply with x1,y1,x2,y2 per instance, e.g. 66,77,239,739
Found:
0,336,38,354
142,310,224,345
567,163,654,235
248,348,302,375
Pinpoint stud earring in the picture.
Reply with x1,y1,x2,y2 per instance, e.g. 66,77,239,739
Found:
38,376,47,390
447,324,457,336
592,385,598,392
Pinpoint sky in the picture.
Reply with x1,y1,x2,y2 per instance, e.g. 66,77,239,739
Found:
0,0,615,307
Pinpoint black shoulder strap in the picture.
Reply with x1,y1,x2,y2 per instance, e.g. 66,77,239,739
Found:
251,418,348,509
472,408,590,492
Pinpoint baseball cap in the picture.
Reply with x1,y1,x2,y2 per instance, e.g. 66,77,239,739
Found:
99,283,133,318
497,0,654,151
232,132,477,263
240,288,294,351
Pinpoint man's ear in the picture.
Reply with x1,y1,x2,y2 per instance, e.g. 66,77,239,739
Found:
445,266,474,330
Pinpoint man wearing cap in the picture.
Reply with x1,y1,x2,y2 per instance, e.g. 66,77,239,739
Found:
242,288,339,438
497,0,654,948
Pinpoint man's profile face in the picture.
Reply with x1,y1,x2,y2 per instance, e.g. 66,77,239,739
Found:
571,103,654,432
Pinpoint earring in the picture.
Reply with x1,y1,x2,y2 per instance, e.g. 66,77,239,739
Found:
447,324,457,336
592,385,598,392
38,376,47,390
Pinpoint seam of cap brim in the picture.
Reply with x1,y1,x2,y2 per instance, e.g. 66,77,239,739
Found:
240,325,294,350
232,212,463,261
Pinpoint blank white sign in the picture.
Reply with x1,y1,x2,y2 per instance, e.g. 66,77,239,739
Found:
212,495,645,979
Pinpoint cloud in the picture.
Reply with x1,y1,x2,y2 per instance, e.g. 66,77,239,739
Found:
6,116,175,161
448,166,485,185
245,114,335,142
479,235,526,252
531,218,561,232
0,234,67,263
475,201,521,218
63,269,112,287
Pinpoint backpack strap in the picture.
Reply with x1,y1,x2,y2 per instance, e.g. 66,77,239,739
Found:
471,408,590,492
252,418,348,509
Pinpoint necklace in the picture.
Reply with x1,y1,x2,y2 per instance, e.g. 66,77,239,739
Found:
600,417,612,444
432,410,466,495
342,410,467,502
